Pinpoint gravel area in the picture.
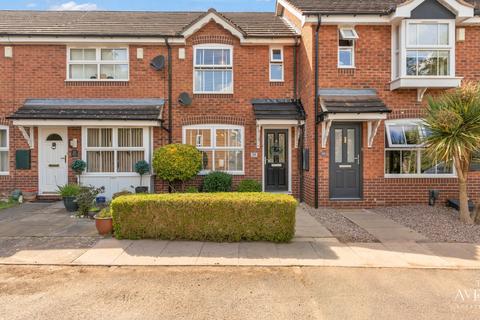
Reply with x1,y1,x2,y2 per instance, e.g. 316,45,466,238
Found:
372,205,480,243
302,204,379,243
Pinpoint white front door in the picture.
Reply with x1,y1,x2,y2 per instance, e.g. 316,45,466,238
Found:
39,128,68,194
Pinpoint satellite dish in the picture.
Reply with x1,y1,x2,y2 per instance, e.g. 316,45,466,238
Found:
150,55,165,71
178,92,192,106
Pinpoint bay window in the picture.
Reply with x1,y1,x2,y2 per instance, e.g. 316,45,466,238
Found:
68,47,129,81
84,127,147,174
194,45,233,94
385,120,454,177
183,125,244,174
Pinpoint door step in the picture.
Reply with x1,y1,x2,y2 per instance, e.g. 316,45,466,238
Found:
35,194,62,202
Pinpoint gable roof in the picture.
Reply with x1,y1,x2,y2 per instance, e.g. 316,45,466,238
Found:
0,10,297,38
283,0,479,15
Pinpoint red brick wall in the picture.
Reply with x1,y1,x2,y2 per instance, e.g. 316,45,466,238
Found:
0,20,300,197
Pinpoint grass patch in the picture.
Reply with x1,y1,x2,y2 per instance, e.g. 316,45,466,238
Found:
0,198,18,210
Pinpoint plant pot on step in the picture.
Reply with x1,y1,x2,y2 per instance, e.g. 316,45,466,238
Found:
63,196,79,212
88,208,101,219
135,186,149,194
95,216,113,235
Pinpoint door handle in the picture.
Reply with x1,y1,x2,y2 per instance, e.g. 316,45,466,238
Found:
61,156,67,163
354,155,360,165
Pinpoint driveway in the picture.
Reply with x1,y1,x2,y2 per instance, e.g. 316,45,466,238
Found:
0,266,478,320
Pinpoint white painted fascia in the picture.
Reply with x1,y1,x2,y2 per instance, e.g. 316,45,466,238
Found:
277,0,306,26
0,36,186,45
390,77,463,90
12,120,160,127
305,15,390,25
392,0,474,21
181,11,245,41
323,113,387,121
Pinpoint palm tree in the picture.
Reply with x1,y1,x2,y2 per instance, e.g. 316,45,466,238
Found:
423,82,480,224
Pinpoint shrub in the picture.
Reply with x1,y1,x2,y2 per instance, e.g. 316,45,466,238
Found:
97,207,112,219
185,186,199,193
153,144,202,191
112,190,133,199
71,160,87,175
111,193,297,242
57,184,81,197
76,186,105,217
203,172,232,192
237,179,262,193
134,160,150,186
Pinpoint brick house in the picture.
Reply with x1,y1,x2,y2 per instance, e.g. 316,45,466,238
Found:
0,0,479,207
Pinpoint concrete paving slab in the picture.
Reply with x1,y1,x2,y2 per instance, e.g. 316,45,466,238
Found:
275,242,321,266
310,241,366,267
295,207,333,238
73,238,133,265
382,241,455,268
347,243,411,268
197,242,239,266
238,242,280,266
154,241,204,265
113,240,169,265
420,243,480,268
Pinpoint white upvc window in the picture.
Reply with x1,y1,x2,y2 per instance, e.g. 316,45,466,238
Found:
67,47,129,81
384,119,455,177
83,127,148,174
338,28,357,68
0,126,9,175
270,47,284,82
194,45,233,94
398,20,455,78
183,125,244,175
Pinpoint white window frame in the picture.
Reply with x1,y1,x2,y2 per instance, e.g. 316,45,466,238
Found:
338,28,356,68
66,46,130,81
81,127,149,176
182,124,245,175
270,47,284,82
193,44,234,94
339,27,359,40
0,126,9,175
384,119,456,178
398,19,455,79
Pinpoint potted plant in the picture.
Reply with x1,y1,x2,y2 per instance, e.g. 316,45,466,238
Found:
134,160,150,193
71,160,87,184
88,206,101,219
76,185,105,218
95,207,113,235
57,184,81,212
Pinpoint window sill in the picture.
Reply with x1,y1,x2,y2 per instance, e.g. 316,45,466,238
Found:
65,80,129,87
338,66,355,69
384,174,457,179
198,171,245,176
83,173,152,177
390,76,462,90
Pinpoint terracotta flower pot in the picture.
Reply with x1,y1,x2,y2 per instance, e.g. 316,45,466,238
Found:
95,217,113,235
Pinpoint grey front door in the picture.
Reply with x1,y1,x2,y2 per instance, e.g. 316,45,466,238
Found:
329,123,362,199
265,129,288,191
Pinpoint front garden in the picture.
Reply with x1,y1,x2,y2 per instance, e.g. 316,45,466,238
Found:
58,143,297,243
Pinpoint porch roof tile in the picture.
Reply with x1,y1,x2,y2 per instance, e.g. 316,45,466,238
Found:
8,99,164,121
252,99,306,121
318,89,391,115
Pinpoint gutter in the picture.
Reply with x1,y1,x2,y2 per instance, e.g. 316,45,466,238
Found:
314,14,321,209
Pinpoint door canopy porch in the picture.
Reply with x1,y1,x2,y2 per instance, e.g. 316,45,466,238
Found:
317,89,391,148
8,99,165,149
252,99,305,149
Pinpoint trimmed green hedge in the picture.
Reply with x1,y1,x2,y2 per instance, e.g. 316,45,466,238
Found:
111,193,297,243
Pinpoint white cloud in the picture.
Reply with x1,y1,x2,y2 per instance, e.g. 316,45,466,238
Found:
50,1,98,11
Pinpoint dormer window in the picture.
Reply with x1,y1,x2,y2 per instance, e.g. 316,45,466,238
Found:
338,28,358,68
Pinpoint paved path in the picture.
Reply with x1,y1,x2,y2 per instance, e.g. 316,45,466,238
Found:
339,209,428,243
1,203,480,268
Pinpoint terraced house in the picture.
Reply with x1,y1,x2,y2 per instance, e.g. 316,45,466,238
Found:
0,0,480,207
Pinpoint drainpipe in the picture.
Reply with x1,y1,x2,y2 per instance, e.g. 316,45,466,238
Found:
293,39,305,202
165,38,173,144
314,15,321,209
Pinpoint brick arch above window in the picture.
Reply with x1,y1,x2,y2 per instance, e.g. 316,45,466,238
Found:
181,115,245,126
190,35,235,46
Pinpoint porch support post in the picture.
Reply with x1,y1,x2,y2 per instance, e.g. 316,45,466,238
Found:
256,124,261,149
321,120,332,148
367,120,382,148
18,126,34,149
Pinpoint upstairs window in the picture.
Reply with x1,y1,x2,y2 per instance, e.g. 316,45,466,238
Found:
404,21,453,77
385,120,454,177
68,48,129,81
0,126,8,175
270,47,284,82
338,28,358,68
194,45,233,94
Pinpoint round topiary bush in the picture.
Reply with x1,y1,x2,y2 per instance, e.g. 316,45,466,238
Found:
203,172,233,192
237,179,262,192
153,144,202,191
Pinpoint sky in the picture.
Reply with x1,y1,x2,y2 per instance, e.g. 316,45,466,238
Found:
0,0,277,11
